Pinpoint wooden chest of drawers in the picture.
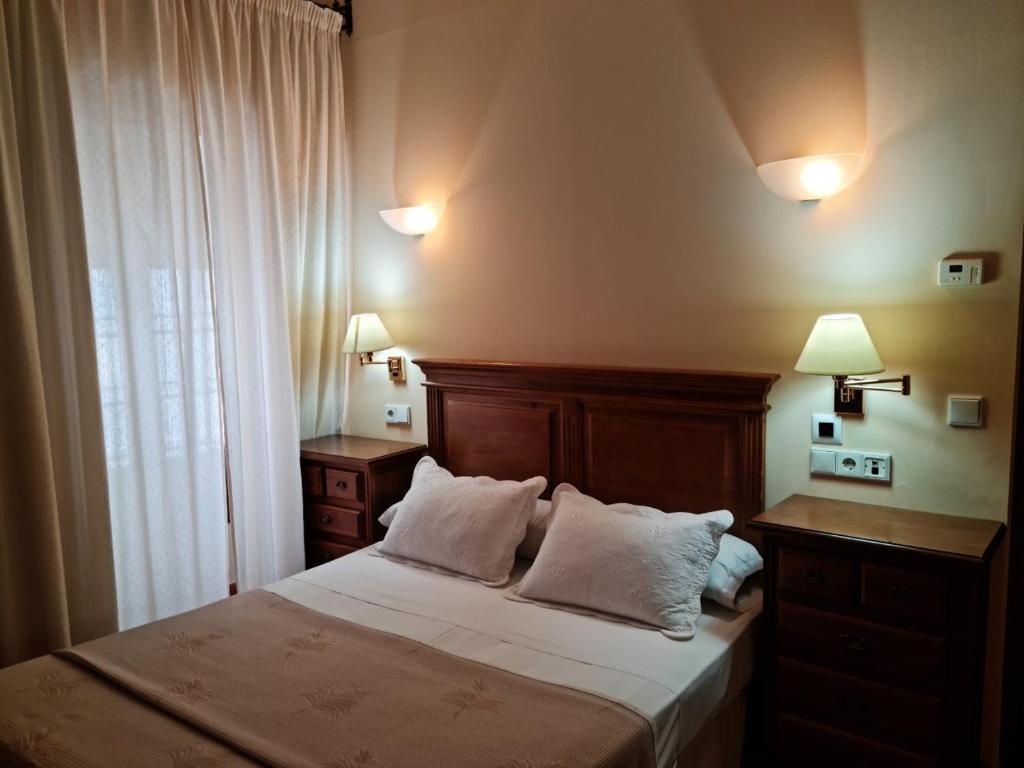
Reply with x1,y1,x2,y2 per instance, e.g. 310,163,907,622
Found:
299,434,426,568
751,494,1004,767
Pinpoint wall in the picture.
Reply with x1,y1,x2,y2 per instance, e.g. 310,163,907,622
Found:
342,0,1023,519
339,1,1023,761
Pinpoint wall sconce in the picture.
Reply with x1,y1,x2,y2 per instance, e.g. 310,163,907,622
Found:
795,313,910,415
757,153,864,201
379,203,444,235
341,312,405,382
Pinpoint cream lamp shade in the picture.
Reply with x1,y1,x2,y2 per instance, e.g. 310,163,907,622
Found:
341,313,395,354
795,314,884,375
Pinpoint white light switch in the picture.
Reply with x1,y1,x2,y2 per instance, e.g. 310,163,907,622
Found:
384,404,411,425
948,396,983,427
810,449,837,475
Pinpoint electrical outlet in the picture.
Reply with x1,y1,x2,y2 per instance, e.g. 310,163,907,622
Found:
836,451,862,478
862,453,891,482
384,404,411,425
808,449,891,484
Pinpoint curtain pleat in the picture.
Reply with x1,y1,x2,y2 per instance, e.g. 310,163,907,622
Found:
0,0,118,667
187,0,348,590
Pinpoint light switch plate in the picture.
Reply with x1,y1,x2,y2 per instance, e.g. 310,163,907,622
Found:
811,413,843,445
948,395,983,427
810,449,837,475
384,404,411,425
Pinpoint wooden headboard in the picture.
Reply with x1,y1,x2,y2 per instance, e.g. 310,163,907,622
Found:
414,359,778,542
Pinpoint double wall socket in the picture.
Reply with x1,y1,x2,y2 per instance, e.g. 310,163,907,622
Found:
811,448,891,483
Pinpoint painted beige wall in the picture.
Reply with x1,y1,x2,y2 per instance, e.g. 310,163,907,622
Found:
339,1,1022,761
342,0,1023,518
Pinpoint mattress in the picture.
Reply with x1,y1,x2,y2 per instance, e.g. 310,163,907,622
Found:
265,545,761,768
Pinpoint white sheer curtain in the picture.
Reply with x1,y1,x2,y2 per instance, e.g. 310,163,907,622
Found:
62,0,348,626
65,1,230,629
188,0,349,590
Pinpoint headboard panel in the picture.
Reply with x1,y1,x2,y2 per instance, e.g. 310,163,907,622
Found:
415,359,778,542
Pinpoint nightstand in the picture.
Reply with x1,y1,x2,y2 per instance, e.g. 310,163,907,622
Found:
299,434,426,567
750,494,1004,768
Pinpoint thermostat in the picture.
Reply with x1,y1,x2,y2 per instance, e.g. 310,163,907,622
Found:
938,256,983,286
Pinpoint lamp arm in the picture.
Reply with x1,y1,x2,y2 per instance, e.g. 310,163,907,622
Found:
841,374,911,396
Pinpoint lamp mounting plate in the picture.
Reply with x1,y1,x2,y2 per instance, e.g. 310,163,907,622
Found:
387,356,405,383
834,385,864,415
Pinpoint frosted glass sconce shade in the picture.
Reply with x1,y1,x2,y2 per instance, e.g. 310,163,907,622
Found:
757,153,864,201
379,204,444,235
796,314,883,376
341,313,394,354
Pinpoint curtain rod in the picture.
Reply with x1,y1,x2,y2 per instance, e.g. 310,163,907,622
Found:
306,0,353,36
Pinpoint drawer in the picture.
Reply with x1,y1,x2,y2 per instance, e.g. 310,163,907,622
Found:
301,463,323,496
306,539,360,568
778,546,855,604
306,503,364,542
777,713,938,768
778,658,942,756
861,562,948,626
777,601,946,686
324,468,363,505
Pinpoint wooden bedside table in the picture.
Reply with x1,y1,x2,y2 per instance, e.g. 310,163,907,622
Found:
299,434,426,567
750,494,1004,768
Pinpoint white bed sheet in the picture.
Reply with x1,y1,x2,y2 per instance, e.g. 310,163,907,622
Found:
264,545,759,768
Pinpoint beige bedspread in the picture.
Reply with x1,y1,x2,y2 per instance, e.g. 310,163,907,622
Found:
0,589,656,768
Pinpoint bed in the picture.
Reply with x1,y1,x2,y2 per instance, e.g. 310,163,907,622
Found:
0,359,778,768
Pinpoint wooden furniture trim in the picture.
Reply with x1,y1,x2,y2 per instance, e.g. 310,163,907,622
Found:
756,494,1002,766
413,358,779,407
1002,227,1024,766
414,358,778,542
299,435,427,566
752,493,1005,562
299,434,427,465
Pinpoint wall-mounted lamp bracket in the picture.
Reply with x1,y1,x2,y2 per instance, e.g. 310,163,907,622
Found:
833,374,911,415
358,351,405,382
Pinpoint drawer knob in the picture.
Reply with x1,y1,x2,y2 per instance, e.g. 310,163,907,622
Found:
839,632,871,653
318,513,332,524
336,480,348,490
801,567,827,582
888,584,912,599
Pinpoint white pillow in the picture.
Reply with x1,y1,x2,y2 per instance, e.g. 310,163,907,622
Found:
379,502,400,527
376,457,545,586
380,497,553,560
508,484,733,640
702,533,763,611
517,499,552,559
